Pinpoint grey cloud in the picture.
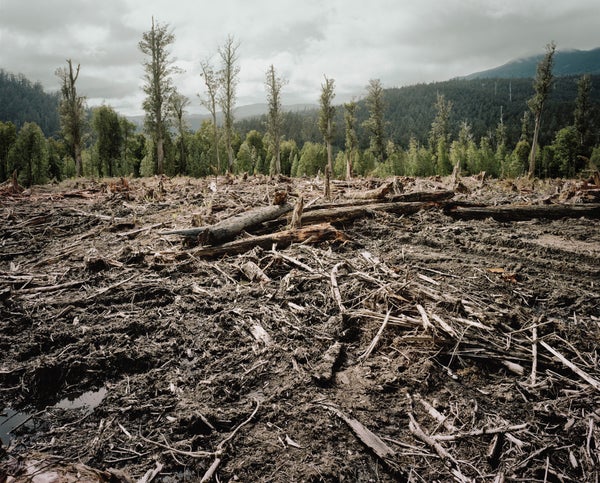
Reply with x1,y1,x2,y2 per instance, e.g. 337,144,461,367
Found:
1,0,599,116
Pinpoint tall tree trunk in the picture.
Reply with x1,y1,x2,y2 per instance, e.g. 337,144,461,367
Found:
75,144,82,177
528,112,541,178
327,119,333,174
226,131,233,173
212,114,220,174
275,142,281,175
346,149,353,180
157,137,164,175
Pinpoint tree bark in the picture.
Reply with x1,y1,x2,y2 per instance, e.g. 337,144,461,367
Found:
445,203,600,221
162,203,293,244
299,201,434,225
528,112,541,178
188,223,344,258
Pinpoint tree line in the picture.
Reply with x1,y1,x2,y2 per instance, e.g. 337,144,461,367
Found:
1,26,599,187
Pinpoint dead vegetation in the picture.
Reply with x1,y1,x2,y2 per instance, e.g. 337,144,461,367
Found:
1,174,599,482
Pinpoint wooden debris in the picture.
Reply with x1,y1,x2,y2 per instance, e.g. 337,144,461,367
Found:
415,394,457,432
161,203,293,243
347,181,393,200
289,195,304,229
240,260,270,283
249,322,273,346
540,340,600,391
312,341,343,385
358,309,391,363
185,223,345,258
445,202,600,221
298,201,434,225
324,404,396,461
330,262,346,313
408,413,457,467
387,189,454,202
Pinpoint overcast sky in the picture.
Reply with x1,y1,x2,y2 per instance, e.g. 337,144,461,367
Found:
1,0,599,116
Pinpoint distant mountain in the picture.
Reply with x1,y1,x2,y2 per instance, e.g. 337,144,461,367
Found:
464,47,600,80
127,102,318,132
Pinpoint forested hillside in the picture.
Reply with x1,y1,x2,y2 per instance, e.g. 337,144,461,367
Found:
0,69,60,136
237,75,600,152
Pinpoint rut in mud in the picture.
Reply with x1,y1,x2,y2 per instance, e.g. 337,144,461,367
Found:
1,174,599,482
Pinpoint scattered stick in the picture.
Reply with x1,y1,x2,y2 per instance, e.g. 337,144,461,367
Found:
85,274,138,301
408,413,471,482
416,304,432,331
137,461,163,483
531,324,538,386
117,223,164,238
431,423,528,441
13,280,86,295
330,262,345,313
322,404,396,461
415,394,457,432
408,413,457,468
201,399,261,482
138,398,260,482
540,340,600,391
358,309,391,363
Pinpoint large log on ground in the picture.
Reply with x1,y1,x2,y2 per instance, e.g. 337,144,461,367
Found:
346,182,393,200
445,203,600,221
306,190,454,211
161,203,293,244
188,222,345,258
387,190,455,203
300,201,436,225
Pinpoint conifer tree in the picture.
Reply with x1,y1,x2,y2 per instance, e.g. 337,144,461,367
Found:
200,58,221,174
527,41,556,178
574,74,592,159
139,18,178,175
363,79,386,163
318,75,336,174
56,59,85,177
343,101,358,180
218,35,240,173
265,65,286,174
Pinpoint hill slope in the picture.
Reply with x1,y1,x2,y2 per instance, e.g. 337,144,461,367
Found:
464,47,600,79
0,69,60,136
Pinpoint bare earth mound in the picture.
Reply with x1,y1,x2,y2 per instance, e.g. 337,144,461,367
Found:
1,175,599,482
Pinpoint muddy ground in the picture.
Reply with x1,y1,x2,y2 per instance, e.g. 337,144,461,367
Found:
0,174,599,482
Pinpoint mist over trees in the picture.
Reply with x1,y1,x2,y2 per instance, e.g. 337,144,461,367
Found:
1,32,600,185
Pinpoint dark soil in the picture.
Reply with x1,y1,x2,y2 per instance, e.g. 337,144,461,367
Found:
1,175,599,482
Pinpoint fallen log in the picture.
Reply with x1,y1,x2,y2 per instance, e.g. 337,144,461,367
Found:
299,201,435,225
161,203,293,244
306,189,454,211
387,189,454,203
346,181,393,200
188,222,345,258
445,203,600,221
